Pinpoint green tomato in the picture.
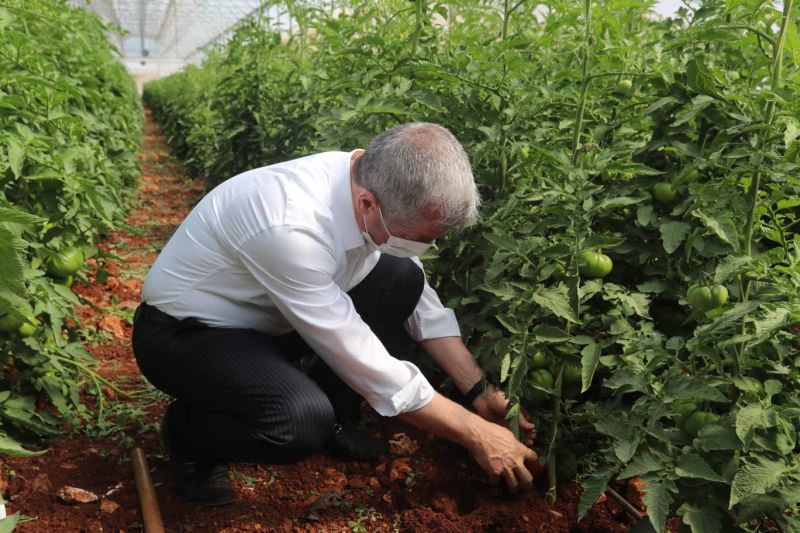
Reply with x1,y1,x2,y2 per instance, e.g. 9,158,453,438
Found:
687,284,729,312
683,411,720,438
530,348,551,369
673,400,698,428
709,285,729,308
615,78,633,95
578,251,613,279
652,182,677,204
529,368,554,404
559,360,583,398
47,247,84,278
562,360,583,387
681,169,700,183
0,308,36,335
17,320,38,338
0,312,24,333
520,145,530,158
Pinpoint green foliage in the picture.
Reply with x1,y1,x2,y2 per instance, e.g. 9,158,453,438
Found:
144,0,800,528
0,1,142,452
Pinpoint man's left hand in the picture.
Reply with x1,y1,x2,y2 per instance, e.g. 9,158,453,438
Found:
472,384,536,447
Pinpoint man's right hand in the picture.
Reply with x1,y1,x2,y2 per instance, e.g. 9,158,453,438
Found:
399,391,538,493
467,418,538,493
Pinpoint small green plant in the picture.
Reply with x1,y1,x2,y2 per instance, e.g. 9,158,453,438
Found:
348,506,381,533
231,470,261,488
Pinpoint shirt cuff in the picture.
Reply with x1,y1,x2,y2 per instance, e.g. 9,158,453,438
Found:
406,307,461,342
364,361,435,416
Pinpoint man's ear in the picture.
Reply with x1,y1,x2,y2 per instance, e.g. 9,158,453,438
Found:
355,189,378,215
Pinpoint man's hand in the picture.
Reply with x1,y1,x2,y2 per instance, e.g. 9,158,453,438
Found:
472,384,536,447
467,420,538,494
399,392,539,494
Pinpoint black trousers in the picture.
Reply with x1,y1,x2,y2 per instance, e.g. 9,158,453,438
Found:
132,254,424,465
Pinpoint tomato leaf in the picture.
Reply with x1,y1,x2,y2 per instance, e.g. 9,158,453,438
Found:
581,235,626,250
785,18,800,68
675,453,726,482
0,432,46,457
692,210,739,251
664,377,728,402
641,477,675,533
619,452,663,479
507,356,527,400
588,196,640,215
6,137,24,178
730,456,786,508
500,353,511,383
694,424,744,452
531,326,571,342
678,503,723,533
0,207,41,226
577,469,613,521
580,341,600,393
0,226,27,297
713,254,752,282
735,404,770,448
531,286,579,323
659,220,691,254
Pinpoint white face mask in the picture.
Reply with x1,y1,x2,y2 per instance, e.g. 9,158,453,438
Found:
361,206,432,258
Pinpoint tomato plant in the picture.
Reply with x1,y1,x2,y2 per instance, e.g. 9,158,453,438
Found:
143,0,800,530
1,0,142,454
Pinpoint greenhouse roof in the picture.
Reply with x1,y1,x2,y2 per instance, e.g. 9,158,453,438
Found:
69,0,289,63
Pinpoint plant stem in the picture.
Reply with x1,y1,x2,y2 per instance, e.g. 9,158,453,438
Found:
51,354,128,396
571,0,592,165
502,0,511,41
741,0,793,265
410,0,424,56
546,364,563,503
736,0,793,373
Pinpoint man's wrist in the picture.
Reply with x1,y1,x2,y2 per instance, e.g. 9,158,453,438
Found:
458,377,486,409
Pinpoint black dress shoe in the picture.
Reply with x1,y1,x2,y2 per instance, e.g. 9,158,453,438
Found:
326,422,388,462
162,403,236,506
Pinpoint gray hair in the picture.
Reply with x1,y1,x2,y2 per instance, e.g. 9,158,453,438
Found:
355,123,481,229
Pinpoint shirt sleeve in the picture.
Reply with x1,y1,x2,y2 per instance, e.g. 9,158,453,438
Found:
404,256,461,342
236,225,434,417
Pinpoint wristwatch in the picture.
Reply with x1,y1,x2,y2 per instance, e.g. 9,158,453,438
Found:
459,378,486,409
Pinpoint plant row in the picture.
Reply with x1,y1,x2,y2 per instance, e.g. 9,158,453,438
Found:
143,1,800,530
0,0,142,460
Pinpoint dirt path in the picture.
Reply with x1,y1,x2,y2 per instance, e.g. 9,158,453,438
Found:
4,112,637,532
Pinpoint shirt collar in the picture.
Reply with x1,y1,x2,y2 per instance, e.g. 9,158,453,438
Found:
331,150,365,251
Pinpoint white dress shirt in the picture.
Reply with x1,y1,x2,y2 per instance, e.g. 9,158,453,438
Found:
141,151,461,416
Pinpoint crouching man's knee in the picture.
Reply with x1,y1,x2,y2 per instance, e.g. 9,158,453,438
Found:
250,390,336,463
